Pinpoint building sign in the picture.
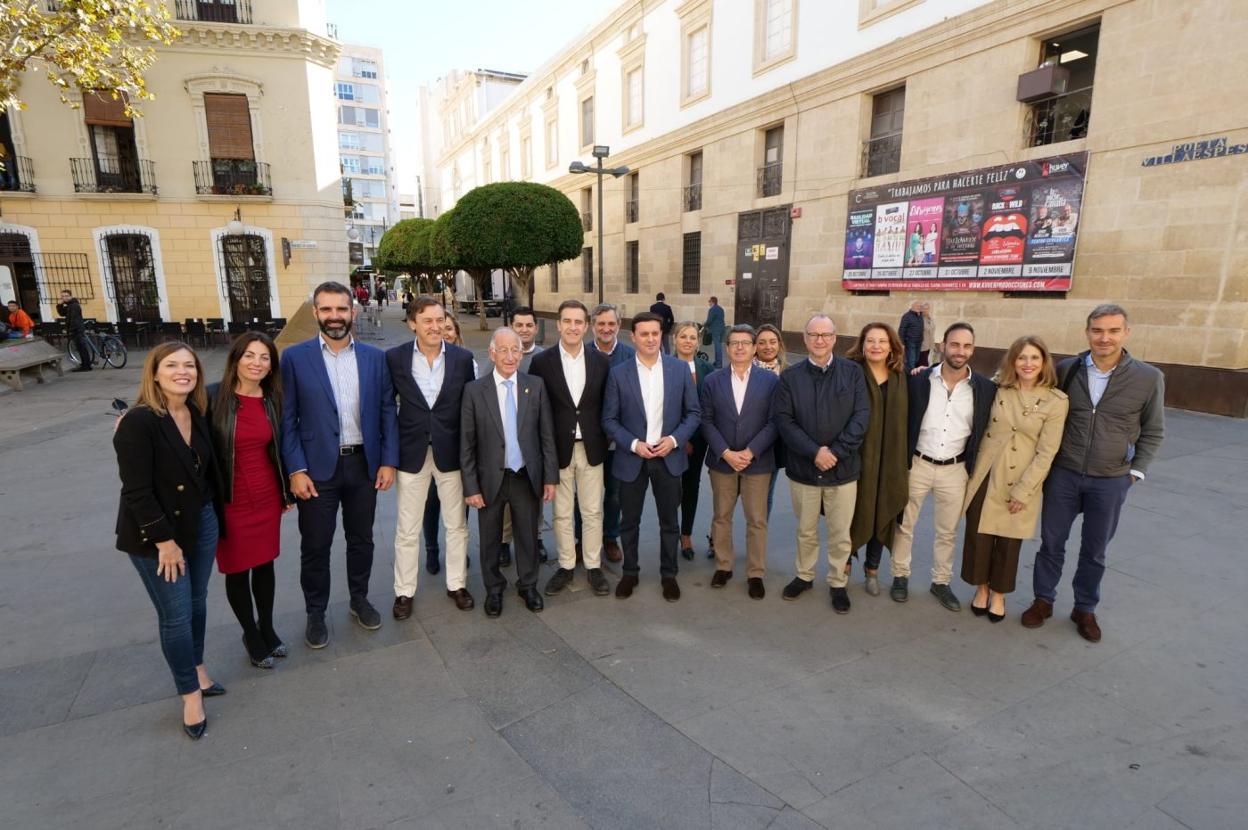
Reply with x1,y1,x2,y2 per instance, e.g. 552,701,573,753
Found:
1141,136,1248,167
348,242,365,265
842,152,1087,292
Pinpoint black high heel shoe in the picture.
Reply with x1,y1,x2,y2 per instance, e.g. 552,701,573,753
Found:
261,628,288,659
243,633,276,669
987,609,1005,623
971,604,988,617
183,717,207,740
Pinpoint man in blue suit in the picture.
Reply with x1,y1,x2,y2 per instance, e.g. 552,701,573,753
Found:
281,281,398,649
703,295,726,368
586,303,635,563
602,312,701,601
700,324,780,600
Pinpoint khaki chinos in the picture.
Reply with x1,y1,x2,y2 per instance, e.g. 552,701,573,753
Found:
394,448,469,594
554,442,604,569
790,480,858,587
709,469,770,578
889,455,968,583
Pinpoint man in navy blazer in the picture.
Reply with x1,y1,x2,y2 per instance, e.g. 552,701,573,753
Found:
602,312,701,601
700,324,780,600
386,296,477,620
281,281,398,649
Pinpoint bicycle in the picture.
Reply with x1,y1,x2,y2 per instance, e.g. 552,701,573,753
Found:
67,324,128,369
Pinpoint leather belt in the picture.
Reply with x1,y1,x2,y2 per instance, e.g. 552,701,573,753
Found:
339,444,364,456
914,451,965,466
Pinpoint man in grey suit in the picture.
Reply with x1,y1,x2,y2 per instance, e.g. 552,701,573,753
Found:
461,327,559,617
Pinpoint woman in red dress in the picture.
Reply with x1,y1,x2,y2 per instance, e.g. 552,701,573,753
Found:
208,332,293,669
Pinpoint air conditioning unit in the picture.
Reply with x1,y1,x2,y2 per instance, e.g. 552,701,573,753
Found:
1016,65,1071,103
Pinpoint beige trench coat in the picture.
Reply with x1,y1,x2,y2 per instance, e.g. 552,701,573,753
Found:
963,385,1070,539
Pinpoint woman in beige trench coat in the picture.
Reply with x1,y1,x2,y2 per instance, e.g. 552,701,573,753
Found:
961,336,1069,621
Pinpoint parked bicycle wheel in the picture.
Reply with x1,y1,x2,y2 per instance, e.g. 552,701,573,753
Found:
66,340,91,367
101,336,127,369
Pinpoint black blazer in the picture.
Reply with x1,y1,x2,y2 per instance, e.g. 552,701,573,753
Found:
113,405,224,557
387,341,476,473
527,344,610,468
905,365,996,472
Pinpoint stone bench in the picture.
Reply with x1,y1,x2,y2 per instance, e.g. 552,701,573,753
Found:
0,337,65,391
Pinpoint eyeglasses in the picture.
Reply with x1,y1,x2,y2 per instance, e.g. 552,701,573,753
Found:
492,347,523,357
727,340,754,348
804,332,835,340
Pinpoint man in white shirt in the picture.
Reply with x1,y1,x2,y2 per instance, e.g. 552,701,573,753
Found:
891,322,996,607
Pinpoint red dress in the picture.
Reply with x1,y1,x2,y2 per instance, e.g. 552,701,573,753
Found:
215,395,283,574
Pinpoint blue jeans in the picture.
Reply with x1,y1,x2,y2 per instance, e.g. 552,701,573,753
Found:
712,339,723,368
129,504,219,695
1032,465,1132,613
904,343,921,372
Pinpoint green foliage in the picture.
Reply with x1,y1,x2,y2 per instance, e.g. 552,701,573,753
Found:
1,0,180,115
443,182,582,277
374,218,435,274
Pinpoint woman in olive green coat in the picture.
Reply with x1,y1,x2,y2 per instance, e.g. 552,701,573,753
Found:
846,323,910,596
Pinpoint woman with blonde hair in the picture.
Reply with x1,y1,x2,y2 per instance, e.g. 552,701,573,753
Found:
113,341,225,739
962,335,1069,621
673,320,715,559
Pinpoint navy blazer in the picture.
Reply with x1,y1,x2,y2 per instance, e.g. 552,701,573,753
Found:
699,366,779,475
387,340,475,473
602,354,701,482
280,336,399,481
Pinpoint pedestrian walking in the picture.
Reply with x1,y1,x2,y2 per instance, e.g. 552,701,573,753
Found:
703,296,726,368
650,292,675,353
898,300,924,372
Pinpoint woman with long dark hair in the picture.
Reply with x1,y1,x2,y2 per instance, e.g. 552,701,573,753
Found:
209,332,293,668
753,324,788,518
673,320,715,560
845,323,910,597
113,341,225,739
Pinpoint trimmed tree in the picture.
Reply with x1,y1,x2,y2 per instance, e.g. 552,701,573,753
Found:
443,182,583,324
374,218,438,293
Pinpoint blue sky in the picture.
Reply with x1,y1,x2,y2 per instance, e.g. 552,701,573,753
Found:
326,0,621,192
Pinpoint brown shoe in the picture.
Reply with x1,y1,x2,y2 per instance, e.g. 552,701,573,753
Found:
392,595,413,620
661,577,681,602
603,538,623,563
1070,609,1102,643
1020,598,1053,628
446,588,475,611
615,574,638,599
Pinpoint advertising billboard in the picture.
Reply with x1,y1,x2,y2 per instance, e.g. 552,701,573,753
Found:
841,152,1086,291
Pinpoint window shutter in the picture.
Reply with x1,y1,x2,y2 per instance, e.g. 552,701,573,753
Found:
83,92,131,127
204,93,255,160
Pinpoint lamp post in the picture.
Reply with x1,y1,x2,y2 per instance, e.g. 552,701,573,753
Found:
569,145,629,306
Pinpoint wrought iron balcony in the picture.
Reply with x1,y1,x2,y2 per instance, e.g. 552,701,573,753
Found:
70,156,157,195
581,211,593,231
625,199,639,224
862,133,902,178
0,155,35,193
193,158,271,196
757,162,782,198
174,0,253,24
683,183,702,212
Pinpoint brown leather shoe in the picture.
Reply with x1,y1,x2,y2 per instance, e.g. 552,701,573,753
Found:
661,577,681,602
446,588,475,611
392,595,413,620
603,538,623,563
1070,609,1102,643
710,570,732,588
615,574,638,599
1020,598,1053,628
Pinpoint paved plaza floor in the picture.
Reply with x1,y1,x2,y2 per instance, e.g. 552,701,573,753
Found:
1,305,1246,829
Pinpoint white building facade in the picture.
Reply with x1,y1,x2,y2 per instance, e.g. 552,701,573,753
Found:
335,44,399,264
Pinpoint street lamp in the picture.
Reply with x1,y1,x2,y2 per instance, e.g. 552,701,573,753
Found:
569,144,629,305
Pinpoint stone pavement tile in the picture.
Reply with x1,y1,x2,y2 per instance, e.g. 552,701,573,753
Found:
710,757,786,809
1125,808,1196,829
710,802,784,829
0,652,93,737
764,806,829,829
386,774,591,830
501,681,722,830
802,752,1020,830
422,608,599,730
1154,762,1248,830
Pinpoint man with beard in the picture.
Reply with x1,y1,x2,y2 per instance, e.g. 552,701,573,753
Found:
281,281,399,648
888,322,995,607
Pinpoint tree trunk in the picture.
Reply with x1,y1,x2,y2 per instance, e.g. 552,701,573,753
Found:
471,269,489,330
510,266,534,310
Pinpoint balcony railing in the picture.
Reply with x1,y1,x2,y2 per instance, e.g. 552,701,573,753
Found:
862,133,902,178
0,155,36,193
683,183,702,212
581,211,593,231
70,156,157,195
174,0,253,24
1027,87,1092,147
757,162,782,198
625,199,638,223
193,158,271,196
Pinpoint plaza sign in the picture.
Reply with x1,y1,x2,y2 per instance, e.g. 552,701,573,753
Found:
1141,136,1248,167
842,152,1087,292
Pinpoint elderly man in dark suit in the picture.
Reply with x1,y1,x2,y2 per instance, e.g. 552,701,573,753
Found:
461,327,558,618
700,324,780,600
386,296,477,619
528,299,612,598
602,312,701,602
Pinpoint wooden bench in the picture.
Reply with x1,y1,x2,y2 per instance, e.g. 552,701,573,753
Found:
0,337,65,391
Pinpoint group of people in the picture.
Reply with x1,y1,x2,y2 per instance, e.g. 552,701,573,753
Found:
112,282,1164,740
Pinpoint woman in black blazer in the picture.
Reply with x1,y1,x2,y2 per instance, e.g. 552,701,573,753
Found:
673,321,715,560
113,341,226,740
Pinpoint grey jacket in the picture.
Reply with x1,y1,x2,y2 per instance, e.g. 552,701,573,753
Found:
1053,350,1165,478
460,370,558,502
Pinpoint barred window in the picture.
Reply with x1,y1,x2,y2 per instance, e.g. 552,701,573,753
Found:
681,232,701,294
626,241,639,294
582,247,594,293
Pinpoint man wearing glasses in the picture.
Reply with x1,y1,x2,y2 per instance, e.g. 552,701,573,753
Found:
773,315,870,614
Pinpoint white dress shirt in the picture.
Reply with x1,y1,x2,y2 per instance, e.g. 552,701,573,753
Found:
411,340,446,408
320,335,363,446
730,365,751,414
559,341,587,439
916,363,974,460
632,357,665,451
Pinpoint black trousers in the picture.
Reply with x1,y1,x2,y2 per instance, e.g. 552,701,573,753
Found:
680,437,708,536
619,457,682,579
71,329,93,366
296,453,377,615
478,470,540,594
